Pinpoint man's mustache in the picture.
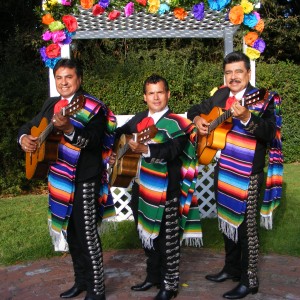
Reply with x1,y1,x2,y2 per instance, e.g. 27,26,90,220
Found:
229,79,241,84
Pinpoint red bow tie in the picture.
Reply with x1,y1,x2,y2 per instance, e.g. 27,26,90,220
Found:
225,96,236,110
54,99,69,114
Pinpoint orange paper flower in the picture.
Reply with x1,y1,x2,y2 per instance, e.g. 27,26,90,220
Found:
42,13,55,25
244,31,258,47
229,6,244,25
80,0,94,9
254,19,265,33
174,8,188,20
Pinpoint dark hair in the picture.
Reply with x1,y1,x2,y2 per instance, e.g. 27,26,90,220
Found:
53,58,83,79
223,51,251,71
143,74,169,94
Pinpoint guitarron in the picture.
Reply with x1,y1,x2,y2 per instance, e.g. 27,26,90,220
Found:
25,95,85,180
110,125,158,188
197,88,269,165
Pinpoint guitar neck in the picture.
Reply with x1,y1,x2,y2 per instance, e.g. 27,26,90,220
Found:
117,143,130,160
38,122,54,146
208,109,232,133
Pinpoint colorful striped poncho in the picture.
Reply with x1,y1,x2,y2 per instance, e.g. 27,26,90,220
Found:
47,94,116,251
217,90,283,241
137,113,202,249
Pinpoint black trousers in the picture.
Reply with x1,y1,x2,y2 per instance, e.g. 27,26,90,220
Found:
220,172,264,289
131,182,180,291
67,177,105,298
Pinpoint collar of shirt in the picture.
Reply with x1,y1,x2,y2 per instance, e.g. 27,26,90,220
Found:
148,106,169,124
61,95,74,103
230,88,246,101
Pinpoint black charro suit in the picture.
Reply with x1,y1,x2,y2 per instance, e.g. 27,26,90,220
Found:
115,109,188,291
18,89,108,299
187,84,276,289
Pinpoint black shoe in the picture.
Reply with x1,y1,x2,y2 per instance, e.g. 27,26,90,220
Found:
84,293,106,300
131,280,160,291
223,283,258,299
205,271,241,283
60,285,85,298
155,289,178,300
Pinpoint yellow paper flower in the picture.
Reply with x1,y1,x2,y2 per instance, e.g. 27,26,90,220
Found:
43,0,58,11
148,0,160,13
246,47,261,60
241,0,253,14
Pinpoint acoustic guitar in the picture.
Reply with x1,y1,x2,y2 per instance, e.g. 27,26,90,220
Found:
197,88,269,165
25,95,85,180
110,125,158,188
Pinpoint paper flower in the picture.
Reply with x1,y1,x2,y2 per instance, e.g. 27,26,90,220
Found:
253,38,266,53
125,2,135,17
208,0,230,11
108,10,121,20
241,0,253,14
192,2,205,21
92,4,105,15
246,47,261,60
174,7,188,20
244,31,258,47
62,15,78,32
229,6,244,25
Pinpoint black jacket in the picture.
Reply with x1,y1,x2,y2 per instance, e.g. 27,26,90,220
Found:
187,85,276,174
18,90,106,182
115,109,188,198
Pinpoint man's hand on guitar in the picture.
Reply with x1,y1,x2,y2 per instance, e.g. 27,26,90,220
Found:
230,100,251,123
52,113,74,135
194,116,210,136
128,139,149,154
21,135,37,153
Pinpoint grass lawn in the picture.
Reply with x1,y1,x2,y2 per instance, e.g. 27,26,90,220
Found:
0,163,299,266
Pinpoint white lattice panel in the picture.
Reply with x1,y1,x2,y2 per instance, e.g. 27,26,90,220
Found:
111,164,217,221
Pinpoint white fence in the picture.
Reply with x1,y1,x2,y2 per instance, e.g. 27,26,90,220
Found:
111,115,217,221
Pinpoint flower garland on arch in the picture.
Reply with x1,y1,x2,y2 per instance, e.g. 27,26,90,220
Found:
38,0,265,68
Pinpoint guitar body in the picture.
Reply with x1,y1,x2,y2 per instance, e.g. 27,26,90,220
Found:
25,95,85,180
110,134,140,188
198,107,233,165
26,117,62,179
110,125,158,188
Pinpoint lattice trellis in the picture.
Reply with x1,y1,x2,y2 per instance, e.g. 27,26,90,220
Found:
111,163,217,221
73,8,239,55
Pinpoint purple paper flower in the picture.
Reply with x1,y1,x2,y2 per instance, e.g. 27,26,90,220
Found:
40,46,48,62
52,30,66,43
42,31,52,41
158,3,170,15
243,13,259,28
192,2,205,21
208,0,230,11
253,11,261,21
61,0,72,6
124,2,134,17
253,38,266,53
99,0,110,9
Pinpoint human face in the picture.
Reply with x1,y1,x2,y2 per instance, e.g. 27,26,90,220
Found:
54,67,81,98
143,81,170,114
224,61,251,95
